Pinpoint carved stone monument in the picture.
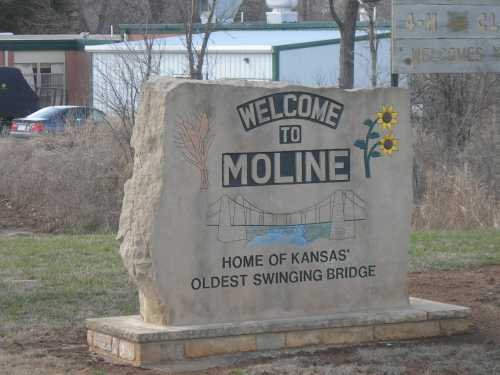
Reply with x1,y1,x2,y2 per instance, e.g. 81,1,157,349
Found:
87,79,471,368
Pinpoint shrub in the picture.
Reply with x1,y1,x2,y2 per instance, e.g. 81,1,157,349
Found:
412,165,495,230
411,124,496,230
0,122,132,232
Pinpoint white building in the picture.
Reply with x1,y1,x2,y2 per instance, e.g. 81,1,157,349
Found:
85,26,391,112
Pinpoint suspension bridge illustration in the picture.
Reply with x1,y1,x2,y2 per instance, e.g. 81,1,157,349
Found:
206,190,367,243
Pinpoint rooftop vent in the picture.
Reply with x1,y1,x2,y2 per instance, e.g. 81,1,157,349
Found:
266,0,298,24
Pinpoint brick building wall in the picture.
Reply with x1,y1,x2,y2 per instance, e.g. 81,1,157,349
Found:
65,50,91,105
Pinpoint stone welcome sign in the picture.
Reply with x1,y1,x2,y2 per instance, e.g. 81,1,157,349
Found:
123,81,411,325
87,80,471,368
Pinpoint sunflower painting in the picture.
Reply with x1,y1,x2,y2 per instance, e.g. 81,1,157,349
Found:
353,105,400,178
379,133,399,155
376,105,398,131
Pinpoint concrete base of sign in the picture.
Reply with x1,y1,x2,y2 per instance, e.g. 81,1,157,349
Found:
86,298,472,369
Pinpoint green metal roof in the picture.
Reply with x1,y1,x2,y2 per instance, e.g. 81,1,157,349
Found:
119,21,391,34
0,38,120,51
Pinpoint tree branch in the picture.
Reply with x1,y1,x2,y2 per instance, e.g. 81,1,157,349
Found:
196,0,218,78
184,0,197,78
329,0,344,31
96,0,110,33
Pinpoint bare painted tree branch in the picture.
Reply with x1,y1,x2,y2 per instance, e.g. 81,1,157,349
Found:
175,113,214,190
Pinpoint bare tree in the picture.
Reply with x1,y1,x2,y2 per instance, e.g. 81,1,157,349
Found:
78,0,110,33
410,73,498,211
93,31,163,156
146,0,167,23
77,0,183,34
494,73,500,229
178,0,219,80
0,0,79,33
410,74,498,156
329,0,359,89
359,1,379,87
238,0,267,22
92,0,226,147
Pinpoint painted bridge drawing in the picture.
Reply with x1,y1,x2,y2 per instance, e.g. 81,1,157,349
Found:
206,190,367,244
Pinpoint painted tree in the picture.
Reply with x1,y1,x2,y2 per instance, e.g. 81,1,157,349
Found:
175,113,214,190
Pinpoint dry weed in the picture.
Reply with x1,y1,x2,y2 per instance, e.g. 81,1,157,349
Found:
412,165,495,230
411,119,496,230
0,122,132,232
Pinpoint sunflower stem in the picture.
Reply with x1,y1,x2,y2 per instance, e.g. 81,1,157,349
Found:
363,120,377,178
368,142,379,157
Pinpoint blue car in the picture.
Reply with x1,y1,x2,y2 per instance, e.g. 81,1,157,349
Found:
10,106,105,137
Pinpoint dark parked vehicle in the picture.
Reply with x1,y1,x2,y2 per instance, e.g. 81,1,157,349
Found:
9,106,106,137
0,67,39,135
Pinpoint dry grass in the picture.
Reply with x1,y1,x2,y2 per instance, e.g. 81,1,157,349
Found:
0,115,496,233
412,165,496,230
0,123,132,232
412,120,496,231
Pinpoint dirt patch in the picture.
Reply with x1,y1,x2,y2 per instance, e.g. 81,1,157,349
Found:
1,266,499,375
409,265,500,344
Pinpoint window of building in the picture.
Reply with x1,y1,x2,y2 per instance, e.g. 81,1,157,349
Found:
15,62,65,106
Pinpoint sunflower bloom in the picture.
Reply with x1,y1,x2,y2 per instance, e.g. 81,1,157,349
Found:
379,133,399,156
376,105,398,130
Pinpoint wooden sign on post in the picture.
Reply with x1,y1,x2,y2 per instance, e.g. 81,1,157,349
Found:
392,0,500,74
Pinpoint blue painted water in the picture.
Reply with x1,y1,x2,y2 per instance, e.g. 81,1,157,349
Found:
246,223,331,248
